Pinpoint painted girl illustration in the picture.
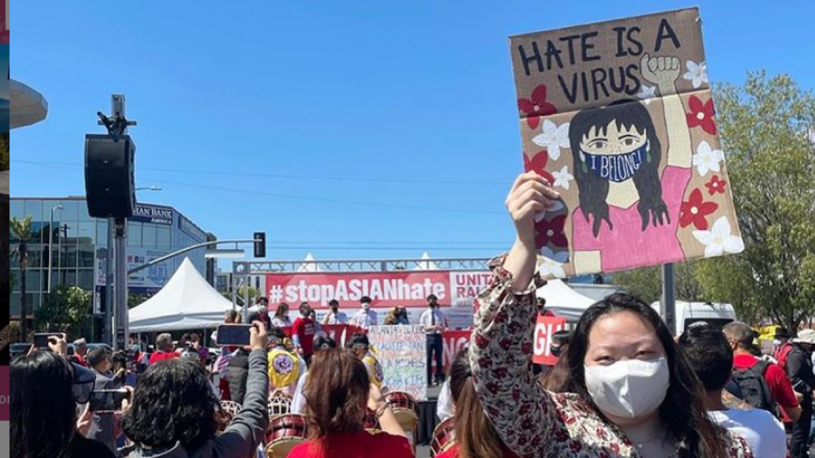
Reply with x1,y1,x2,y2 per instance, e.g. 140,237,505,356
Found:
570,55,692,273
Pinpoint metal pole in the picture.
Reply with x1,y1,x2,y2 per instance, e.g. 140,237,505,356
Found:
231,273,237,311
47,212,54,292
57,225,62,286
104,223,114,345
661,263,676,335
243,277,250,323
112,94,130,351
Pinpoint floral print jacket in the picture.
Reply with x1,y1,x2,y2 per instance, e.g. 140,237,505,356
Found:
468,256,753,458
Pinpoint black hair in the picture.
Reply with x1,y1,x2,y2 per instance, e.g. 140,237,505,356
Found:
347,333,370,349
258,296,269,305
427,294,438,302
11,352,78,458
570,100,669,237
269,326,287,342
551,330,572,347
360,296,372,304
123,358,222,450
86,347,109,369
329,299,339,307
678,324,733,392
566,293,727,458
314,335,337,351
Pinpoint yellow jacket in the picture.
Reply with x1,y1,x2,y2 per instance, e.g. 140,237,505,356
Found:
363,351,384,389
268,347,301,389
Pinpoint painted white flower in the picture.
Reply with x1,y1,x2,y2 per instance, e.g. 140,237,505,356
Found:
692,141,724,177
552,166,574,190
683,60,709,89
532,119,570,161
538,247,567,279
692,216,744,258
534,200,564,222
637,84,657,105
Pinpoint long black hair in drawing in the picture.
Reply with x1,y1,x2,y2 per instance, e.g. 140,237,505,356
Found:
569,99,669,237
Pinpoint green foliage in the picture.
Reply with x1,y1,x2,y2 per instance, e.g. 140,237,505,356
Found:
11,216,33,342
0,132,8,171
613,261,705,305
221,285,259,306
696,73,815,330
128,292,149,309
35,285,93,336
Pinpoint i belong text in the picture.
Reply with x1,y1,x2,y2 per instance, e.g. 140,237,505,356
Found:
516,18,682,105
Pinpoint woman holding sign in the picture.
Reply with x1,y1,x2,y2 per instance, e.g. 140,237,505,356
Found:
469,125,749,458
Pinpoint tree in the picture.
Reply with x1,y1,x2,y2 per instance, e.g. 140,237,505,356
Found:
613,261,705,305
35,285,93,336
10,216,33,342
696,73,815,330
128,292,149,309
221,285,259,307
0,132,8,171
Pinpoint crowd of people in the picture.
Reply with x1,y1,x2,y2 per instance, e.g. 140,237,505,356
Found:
11,173,815,458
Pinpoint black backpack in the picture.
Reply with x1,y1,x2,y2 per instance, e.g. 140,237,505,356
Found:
731,360,776,413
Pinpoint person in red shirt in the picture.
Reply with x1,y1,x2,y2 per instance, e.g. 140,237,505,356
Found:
773,327,794,371
436,349,520,458
292,302,316,365
286,348,412,458
723,322,801,422
148,333,179,366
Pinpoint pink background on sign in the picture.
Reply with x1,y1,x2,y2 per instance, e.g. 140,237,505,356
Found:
0,366,8,420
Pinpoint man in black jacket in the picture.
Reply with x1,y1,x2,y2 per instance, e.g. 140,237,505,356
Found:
787,329,815,458
227,348,251,405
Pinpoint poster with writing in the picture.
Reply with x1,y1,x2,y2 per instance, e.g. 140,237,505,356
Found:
533,315,568,365
511,8,743,278
367,325,428,401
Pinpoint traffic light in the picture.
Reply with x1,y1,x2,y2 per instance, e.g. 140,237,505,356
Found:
253,232,266,258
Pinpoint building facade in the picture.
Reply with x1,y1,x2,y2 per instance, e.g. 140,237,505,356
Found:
9,197,215,332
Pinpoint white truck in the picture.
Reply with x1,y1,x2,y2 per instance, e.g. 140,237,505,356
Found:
651,301,737,336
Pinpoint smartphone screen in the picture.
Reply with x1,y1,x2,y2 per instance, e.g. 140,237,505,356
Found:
216,325,253,346
89,389,130,413
33,333,62,349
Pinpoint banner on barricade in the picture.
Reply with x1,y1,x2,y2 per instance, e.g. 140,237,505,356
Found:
367,325,427,401
442,330,471,373
512,8,743,278
533,315,568,365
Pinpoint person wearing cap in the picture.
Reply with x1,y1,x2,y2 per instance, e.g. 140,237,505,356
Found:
773,327,794,371
787,329,815,458
350,296,378,329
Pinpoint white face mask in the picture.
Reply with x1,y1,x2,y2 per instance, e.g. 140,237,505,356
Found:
773,339,782,346
584,357,670,419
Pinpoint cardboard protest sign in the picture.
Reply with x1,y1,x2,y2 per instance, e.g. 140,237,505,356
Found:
367,325,428,401
511,8,743,277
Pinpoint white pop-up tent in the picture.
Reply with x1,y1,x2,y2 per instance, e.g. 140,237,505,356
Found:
537,280,598,322
129,257,233,332
416,251,440,271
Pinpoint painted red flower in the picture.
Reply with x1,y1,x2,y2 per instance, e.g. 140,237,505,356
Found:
518,84,557,130
524,150,554,183
535,215,568,248
705,175,727,195
686,95,717,135
680,188,719,230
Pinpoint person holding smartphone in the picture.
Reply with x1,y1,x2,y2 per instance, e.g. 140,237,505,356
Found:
86,347,120,452
120,321,270,458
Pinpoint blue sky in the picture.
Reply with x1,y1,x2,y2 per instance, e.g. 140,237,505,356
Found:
12,1,815,266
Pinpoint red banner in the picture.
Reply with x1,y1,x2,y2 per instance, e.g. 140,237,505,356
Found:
266,271,452,308
279,324,365,348
533,315,568,365
442,330,471,373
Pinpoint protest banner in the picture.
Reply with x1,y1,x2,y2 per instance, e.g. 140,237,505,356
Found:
533,315,568,365
367,325,428,401
511,8,743,278
442,330,471,373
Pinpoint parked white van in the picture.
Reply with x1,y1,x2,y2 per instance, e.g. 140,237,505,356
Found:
651,301,737,336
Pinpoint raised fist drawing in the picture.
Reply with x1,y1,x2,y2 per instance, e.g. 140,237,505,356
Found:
641,54,681,94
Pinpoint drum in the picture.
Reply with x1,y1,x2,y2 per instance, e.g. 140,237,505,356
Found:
219,400,243,428
266,414,308,458
430,418,456,457
268,390,292,419
385,391,419,433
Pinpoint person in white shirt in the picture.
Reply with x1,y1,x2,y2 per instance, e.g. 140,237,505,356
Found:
436,378,454,421
679,323,786,458
350,296,378,329
322,299,348,325
271,303,293,328
420,294,448,386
